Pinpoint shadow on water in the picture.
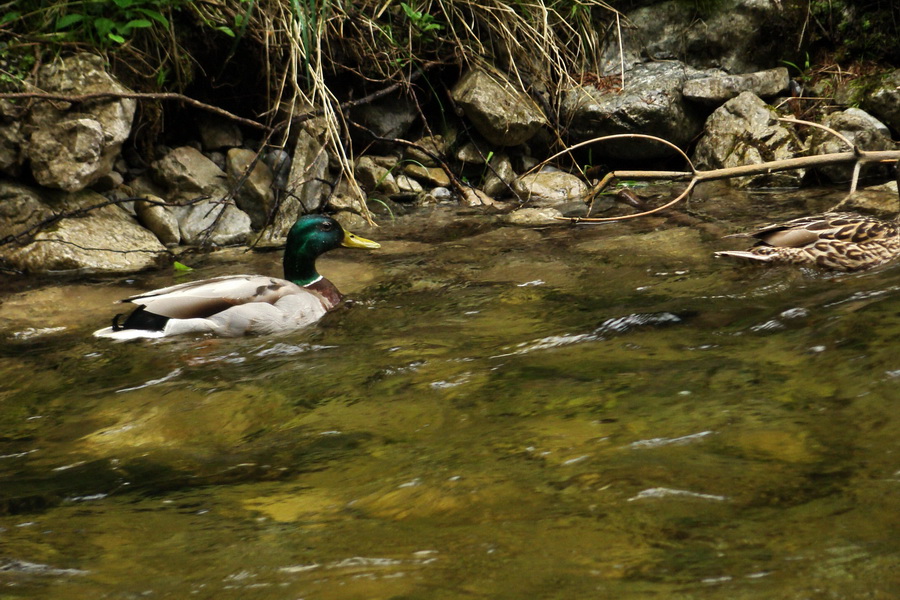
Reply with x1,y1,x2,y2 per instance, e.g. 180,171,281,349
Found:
1,191,899,598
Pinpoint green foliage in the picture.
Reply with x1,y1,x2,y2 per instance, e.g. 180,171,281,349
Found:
400,2,444,42
781,52,812,84
0,42,36,91
6,0,178,47
803,0,900,63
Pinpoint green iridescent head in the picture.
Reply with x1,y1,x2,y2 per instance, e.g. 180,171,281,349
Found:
283,215,379,285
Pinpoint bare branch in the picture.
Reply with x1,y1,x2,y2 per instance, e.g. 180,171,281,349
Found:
551,133,900,224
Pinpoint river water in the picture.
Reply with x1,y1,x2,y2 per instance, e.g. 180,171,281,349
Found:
1,188,899,598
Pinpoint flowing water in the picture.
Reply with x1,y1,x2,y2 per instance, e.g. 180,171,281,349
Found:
1,188,899,599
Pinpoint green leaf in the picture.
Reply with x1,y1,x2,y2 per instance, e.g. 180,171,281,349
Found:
124,19,153,30
173,261,193,272
217,25,235,37
134,8,169,27
93,17,116,37
108,33,126,43
113,0,134,8
400,3,420,19
1,11,21,25
55,14,84,29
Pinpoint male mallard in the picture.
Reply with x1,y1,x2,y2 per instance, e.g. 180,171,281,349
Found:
715,212,900,272
94,215,380,339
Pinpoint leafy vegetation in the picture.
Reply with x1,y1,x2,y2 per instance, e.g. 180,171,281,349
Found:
794,0,900,64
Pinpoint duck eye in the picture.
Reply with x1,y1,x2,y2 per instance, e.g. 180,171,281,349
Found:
320,221,334,231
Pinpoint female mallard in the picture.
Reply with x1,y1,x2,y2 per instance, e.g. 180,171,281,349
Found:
715,212,900,272
94,215,380,339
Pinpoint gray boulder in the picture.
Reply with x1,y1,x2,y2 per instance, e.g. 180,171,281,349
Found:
862,70,900,135
683,68,789,106
513,170,589,206
23,53,136,192
808,108,893,183
152,146,252,245
693,91,804,188
601,0,790,74
561,62,705,159
451,70,548,146
0,182,165,273
226,148,275,229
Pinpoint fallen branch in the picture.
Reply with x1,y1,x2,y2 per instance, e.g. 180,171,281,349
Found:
551,133,900,224
0,62,437,136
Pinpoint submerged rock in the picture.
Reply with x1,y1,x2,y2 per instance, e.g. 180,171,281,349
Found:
513,170,589,206
502,207,564,225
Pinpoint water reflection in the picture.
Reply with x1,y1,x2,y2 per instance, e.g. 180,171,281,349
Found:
1,196,899,598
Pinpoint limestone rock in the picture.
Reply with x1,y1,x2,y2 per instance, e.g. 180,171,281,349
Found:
226,148,275,229
173,200,252,246
24,53,136,192
692,91,804,188
134,195,181,246
513,171,589,206
451,70,547,146
421,187,455,204
862,69,900,133
683,68,789,106
152,146,227,194
808,108,894,183
394,174,423,195
152,146,252,245
561,62,705,159
403,163,451,188
502,207,564,225
355,156,399,195
404,135,449,167
286,117,329,213
327,178,367,214
0,185,165,273
482,154,517,197
600,0,790,74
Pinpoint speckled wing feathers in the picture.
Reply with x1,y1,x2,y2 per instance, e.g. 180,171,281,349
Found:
717,212,900,272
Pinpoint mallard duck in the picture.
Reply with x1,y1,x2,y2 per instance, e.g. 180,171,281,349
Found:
94,215,380,339
715,212,900,272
